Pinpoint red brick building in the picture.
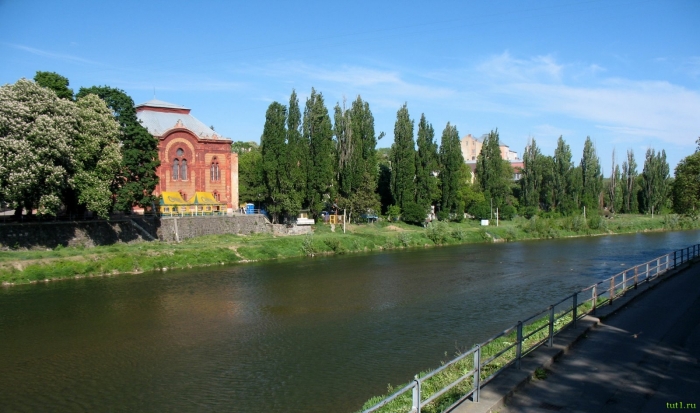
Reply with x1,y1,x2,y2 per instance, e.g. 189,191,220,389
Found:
135,99,238,213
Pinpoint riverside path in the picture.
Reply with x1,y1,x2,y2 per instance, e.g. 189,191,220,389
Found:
452,257,700,413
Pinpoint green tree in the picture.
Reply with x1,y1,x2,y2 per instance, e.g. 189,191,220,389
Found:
553,136,575,214
641,148,670,216
76,86,160,211
390,104,416,211
580,137,602,211
621,150,639,213
605,150,622,214
476,129,511,209
231,141,259,153
34,71,73,100
334,96,380,221
672,151,700,215
304,88,335,217
71,94,122,218
438,122,463,216
286,89,307,217
520,138,542,211
261,102,288,223
415,114,440,210
238,147,266,206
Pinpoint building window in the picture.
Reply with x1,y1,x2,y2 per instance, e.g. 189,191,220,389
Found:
211,157,220,182
172,159,179,180
176,148,184,157
181,159,188,180
213,191,220,201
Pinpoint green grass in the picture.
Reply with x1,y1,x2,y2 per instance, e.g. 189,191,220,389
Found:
1,214,696,285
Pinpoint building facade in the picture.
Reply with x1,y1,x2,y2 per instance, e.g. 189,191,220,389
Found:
135,99,239,213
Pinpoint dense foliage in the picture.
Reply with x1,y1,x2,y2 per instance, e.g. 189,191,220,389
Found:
0,78,121,218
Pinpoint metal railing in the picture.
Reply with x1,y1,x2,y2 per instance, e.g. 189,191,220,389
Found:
361,244,700,413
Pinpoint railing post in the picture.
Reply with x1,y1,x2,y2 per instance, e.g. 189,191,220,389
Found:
674,251,678,268
516,321,523,370
412,376,421,413
646,262,649,281
473,345,481,403
634,266,638,289
548,305,555,347
592,284,597,314
609,277,615,304
622,271,627,291
656,258,660,276
572,293,578,327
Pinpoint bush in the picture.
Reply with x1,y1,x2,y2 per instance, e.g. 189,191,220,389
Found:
436,210,450,222
467,201,491,220
500,205,517,220
402,202,427,225
426,221,450,245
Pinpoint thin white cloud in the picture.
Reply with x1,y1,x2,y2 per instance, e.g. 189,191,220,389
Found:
475,52,700,148
9,43,100,65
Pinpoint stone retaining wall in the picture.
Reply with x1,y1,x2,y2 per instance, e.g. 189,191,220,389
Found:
157,215,272,242
0,215,311,249
0,220,148,249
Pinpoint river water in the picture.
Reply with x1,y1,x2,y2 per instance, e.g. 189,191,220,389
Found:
1,230,698,412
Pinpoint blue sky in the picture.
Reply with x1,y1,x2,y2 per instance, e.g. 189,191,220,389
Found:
1,0,698,174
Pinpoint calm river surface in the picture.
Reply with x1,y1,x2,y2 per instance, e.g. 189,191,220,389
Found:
1,230,698,412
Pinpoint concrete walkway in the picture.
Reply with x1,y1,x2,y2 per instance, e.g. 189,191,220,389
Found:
450,259,700,413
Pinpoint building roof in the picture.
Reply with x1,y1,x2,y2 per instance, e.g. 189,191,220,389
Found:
135,99,230,141
136,99,189,110
188,192,223,205
159,191,189,205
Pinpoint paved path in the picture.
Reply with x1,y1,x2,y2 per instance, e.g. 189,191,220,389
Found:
452,259,700,413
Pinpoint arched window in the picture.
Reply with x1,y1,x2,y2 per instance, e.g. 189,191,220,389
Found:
213,191,220,201
172,159,179,180
181,159,187,180
211,157,220,182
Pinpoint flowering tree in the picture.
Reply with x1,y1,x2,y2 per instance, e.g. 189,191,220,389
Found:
0,79,76,217
0,79,122,218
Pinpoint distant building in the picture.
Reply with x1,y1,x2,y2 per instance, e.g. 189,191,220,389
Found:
460,133,521,182
135,99,239,213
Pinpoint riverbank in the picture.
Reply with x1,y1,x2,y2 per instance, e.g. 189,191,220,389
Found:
1,213,697,285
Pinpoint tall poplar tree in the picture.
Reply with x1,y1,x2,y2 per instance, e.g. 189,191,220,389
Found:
260,102,288,223
415,114,440,210
621,150,639,213
439,122,463,215
335,96,380,220
641,148,670,216
304,88,335,216
286,90,307,217
580,137,602,210
520,138,542,210
390,104,416,211
553,136,574,214
476,129,511,208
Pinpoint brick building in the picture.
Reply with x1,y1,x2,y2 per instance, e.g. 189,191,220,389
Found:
135,99,238,213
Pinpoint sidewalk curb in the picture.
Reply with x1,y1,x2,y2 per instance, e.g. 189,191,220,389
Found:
449,259,696,413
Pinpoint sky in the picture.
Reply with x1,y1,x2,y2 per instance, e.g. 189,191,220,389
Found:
1,0,699,175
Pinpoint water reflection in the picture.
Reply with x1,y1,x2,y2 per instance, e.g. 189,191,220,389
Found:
0,230,697,412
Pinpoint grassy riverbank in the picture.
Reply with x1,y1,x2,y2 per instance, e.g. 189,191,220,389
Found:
1,213,697,285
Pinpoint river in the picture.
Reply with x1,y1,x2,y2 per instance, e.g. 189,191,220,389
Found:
0,230,697,412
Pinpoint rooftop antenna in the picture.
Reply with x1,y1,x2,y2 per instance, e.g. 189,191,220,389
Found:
153,87,156,100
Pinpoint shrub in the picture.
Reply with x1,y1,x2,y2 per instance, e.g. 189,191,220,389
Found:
468,201,491,220
402,202,427,225
426,221,450,245
500,205,517,220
